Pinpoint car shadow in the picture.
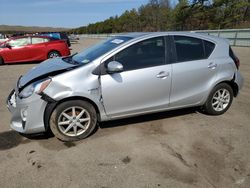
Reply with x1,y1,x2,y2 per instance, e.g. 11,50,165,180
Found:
99,107,199,129
0,107,200,150
0,130,31,150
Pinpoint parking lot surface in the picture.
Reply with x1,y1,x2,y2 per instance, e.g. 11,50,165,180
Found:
0,38,249,188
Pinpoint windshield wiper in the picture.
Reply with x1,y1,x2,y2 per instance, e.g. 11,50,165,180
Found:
69,52,78,58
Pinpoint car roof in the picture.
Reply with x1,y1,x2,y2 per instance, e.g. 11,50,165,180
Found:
116,32,227,44
117,32,150,38
8,35,53,40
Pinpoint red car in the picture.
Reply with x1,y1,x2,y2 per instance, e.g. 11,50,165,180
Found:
0,36,70,65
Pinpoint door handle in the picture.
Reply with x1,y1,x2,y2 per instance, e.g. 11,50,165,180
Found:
208,62,217,69
156,71,169,79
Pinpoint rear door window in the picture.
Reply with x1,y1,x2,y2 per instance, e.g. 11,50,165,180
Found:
32,37,49,44
174,36,204,62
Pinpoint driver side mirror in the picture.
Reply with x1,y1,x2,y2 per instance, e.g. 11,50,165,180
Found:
107,61,124,74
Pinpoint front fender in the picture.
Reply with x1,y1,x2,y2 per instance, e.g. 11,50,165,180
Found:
43,86,107,120
42,64,109,123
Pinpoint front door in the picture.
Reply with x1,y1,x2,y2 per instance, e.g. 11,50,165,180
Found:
28,37,49,61
3,37,31,62
101,36,172,118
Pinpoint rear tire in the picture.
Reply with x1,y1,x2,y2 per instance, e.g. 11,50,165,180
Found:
48,51,61,59
203,83,233,115
49,100,97,141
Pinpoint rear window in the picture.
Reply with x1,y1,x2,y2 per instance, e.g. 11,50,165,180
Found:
204,40,215,58
229,46,240,69
60,33,69,40
229,47,236,60
174,36,204,62
41,33,61,39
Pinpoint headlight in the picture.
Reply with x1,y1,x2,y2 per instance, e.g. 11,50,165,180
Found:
18,78,51,99
19,84,34,98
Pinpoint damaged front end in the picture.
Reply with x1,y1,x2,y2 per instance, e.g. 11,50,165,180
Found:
6,58,82,134
7,57,107,134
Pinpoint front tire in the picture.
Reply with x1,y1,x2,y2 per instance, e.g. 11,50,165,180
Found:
203,83,233,115
49,100,97,141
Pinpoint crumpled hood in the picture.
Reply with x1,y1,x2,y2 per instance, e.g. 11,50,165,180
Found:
18,58,78,89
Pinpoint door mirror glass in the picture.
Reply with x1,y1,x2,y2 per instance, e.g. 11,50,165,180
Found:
107,61,123,74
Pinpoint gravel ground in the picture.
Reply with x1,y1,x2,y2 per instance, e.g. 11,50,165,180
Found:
0,38,249,188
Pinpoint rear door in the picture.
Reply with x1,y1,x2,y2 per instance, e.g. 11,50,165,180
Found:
101,36,172,118
3,37,31,62
170,35,217,107
28,37,50,61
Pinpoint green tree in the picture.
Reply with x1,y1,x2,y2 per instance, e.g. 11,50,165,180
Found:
71,0,250,34
172,0,190,30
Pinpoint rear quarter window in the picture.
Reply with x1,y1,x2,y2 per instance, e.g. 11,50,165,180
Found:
204,40,215,58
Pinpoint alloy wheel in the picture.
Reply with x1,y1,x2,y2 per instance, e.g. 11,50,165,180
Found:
212,88,230,112
57,106,91,137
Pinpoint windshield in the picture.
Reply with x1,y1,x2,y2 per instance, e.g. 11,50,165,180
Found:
72,36,132,64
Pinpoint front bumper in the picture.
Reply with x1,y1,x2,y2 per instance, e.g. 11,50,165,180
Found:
6,90,48,134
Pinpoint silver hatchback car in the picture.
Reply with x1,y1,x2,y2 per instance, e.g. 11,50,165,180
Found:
7,32,244,141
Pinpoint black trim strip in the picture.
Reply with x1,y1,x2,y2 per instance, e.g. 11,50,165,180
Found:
40,92,57,103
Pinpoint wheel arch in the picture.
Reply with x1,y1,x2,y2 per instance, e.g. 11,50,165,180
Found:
43,96,101,132
216,80,239,97
202,77,238,106
203,81,235,115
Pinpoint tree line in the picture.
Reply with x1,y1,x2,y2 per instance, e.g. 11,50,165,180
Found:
71,0,250,34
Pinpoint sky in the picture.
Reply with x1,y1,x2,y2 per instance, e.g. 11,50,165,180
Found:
0,0,154,28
